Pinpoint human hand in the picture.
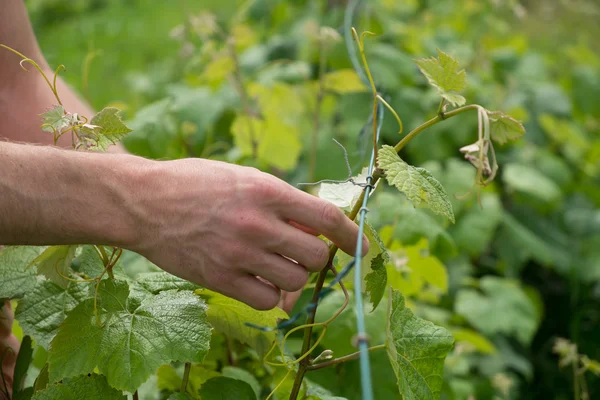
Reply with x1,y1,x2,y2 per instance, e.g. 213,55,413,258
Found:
129,158,368,310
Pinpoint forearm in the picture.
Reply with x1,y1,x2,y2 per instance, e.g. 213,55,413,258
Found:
0,141,144,246
0,1,123,152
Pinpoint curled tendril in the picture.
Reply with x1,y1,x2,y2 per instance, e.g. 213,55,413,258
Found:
350,28,380,163
253,265,350,396
376,95,403,135
1,44,64,106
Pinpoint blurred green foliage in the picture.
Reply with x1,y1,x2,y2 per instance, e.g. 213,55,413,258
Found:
27,0,600,399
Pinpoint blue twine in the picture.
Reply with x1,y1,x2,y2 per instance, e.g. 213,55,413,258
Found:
245,2,383,399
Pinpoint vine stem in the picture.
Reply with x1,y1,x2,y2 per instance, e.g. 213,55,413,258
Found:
289,102,482,400
181,362,191,393
394,104,480,153
437,98,446,116
307,344,386,371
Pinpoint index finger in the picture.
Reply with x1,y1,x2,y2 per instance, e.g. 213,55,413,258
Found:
282,188,369,256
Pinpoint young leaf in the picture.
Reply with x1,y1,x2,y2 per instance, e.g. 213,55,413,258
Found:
414,49,466,107
455,277,540,345
364,253,387,312
0,246,43,299
31,374,126,400
378,145,455,223
15,279,90,349
318,167,373,211
386,288,454,400
39,105,70,133
48,280,211,392
488,111,525,144
85,107,133,151
28,245,77,288
198,376,256,400
198,290,287,357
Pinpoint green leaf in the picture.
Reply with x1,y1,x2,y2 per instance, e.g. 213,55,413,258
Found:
488,111,525,144
305,380,348,400
231,115,302,171
156,364,181,392
31,374,125,400
12,335,34,395
414,49,466,107
39,106,70,133
15,279,90,349
336,221,390,295
87,107,132,151
323,70,366,94
502,163,562,204
34,364,50,393
364,253,387,312
378,145,455,223
222,367,261,399
0,247,43,299
198,290,287,357
455,277,540,345
136,271,199,294
198,376,256,400
387,239,448,297
48,280,211,392
386,288,454,400
28,246,77,288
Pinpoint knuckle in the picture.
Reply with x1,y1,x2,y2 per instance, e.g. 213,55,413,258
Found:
235,213,268,235
204,268,230,290
248,176,284,200
287,269,309,292
320,202,342,231
310,241,330,271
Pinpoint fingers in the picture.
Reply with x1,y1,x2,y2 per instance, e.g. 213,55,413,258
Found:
270,223,331,272
247,253,309,292
216,274,282,311
0,301,14,337
280,289,303,314
288,221,320,236
282,189,369,256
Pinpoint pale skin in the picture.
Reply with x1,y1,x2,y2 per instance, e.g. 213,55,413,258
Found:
0,0,368,391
